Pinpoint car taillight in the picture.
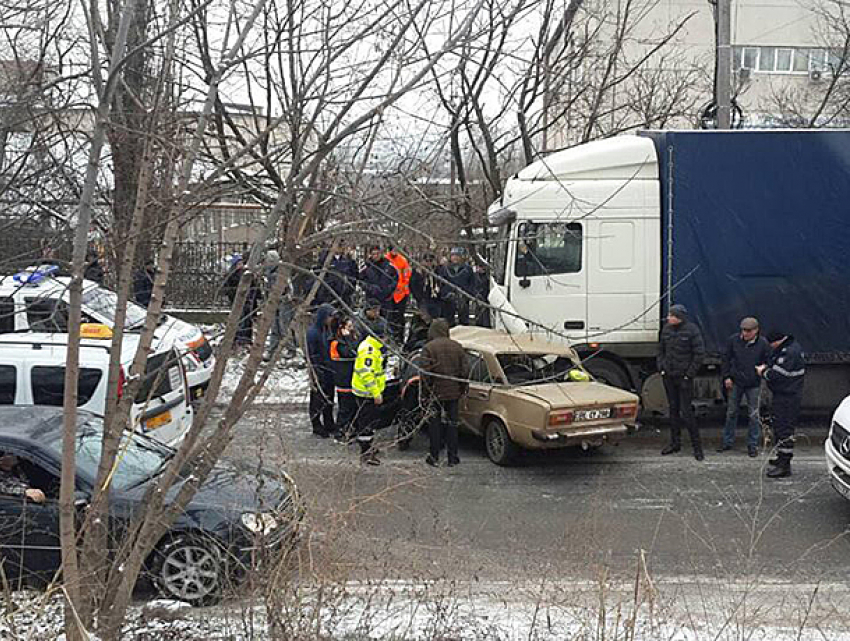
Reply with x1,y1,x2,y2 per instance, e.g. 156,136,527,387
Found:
549,409,574,426
614,404,638,420
117,366,126,400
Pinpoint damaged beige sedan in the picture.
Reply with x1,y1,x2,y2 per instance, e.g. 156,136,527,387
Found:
450,327,640,465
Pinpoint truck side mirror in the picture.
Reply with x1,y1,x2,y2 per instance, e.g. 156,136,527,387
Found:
519,276,531,288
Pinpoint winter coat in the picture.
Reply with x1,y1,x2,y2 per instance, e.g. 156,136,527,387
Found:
437,263,474,302
386,251,412,303
658,318,705,379
721,333,771,389
764,336,805,397
359,257,398,304
329,333,358,391
306,304,335,382
313,251,358,307
420,319,470,401
133,267,155,307
223,265,261,311
410,269,443,307
355,311,389,342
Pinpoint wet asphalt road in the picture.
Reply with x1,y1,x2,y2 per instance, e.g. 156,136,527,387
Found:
229,410,850,585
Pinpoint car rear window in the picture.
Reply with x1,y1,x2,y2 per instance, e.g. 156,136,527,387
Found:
0,297,14,333
31,366,103,406
135,349,182,403
0,365,16,403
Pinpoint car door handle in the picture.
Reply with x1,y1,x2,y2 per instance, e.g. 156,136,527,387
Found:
564,320,585,330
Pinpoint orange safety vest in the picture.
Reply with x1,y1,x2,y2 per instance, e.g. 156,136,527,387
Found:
386,251,411,303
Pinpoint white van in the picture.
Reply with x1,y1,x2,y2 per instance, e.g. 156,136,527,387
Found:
0,328,192,445
0,266,214,402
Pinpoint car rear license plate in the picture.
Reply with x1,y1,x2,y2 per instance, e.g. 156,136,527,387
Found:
574,408,611,421
145,410,172,430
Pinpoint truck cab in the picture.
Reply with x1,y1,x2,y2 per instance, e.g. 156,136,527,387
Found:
489,136,663,389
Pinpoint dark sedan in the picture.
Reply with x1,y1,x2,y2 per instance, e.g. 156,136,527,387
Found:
0,406,301,605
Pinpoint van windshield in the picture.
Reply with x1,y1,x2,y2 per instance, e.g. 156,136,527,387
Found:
81,286,148,330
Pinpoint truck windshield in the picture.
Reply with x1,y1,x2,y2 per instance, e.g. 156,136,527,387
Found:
81,286,148,330
496,352,580,385
492,222,510,286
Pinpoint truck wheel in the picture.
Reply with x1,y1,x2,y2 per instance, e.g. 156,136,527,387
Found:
585,359,631,390
485,419,518,466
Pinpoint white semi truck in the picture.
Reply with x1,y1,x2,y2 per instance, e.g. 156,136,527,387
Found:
487,130,850,413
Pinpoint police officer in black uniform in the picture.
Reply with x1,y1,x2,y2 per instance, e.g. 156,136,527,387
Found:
757,330,805,478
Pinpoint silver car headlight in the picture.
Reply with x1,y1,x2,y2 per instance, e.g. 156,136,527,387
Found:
241,512,279,535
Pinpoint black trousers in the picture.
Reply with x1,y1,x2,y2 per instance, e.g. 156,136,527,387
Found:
441,298,470,327
354,396,381,453
772,392,801,462
309,375,335,435
663,375,702,451
336,390,357,437
386,297,408,344
429,398,459,463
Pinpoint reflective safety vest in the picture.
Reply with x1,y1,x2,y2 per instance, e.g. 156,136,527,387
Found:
386,252,411,303
352,336,387,399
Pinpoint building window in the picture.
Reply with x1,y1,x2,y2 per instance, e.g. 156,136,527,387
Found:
734,45,839,75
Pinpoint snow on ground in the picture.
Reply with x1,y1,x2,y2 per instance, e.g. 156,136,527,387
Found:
201,323,311,406
5,581,850,640
219,353,310,406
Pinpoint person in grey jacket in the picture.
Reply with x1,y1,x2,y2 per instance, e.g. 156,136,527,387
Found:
658,304,706,460
718,317,771,457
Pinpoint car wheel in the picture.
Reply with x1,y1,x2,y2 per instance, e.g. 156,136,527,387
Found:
584,359,631,390
152,535,224,606
484,419,518,466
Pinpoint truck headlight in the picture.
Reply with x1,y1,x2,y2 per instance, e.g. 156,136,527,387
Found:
241,512,278,535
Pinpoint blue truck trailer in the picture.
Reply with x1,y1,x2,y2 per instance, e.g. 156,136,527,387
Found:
488,129,850,412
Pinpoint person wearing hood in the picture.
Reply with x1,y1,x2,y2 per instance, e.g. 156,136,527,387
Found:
420,318,470,467
658,304,706,460
757,330,805,478
306,304,336,437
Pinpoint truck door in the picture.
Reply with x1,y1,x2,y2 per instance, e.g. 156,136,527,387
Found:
508,221,587,340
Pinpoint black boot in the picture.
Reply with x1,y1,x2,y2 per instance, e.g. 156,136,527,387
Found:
661,444,680,456
694,448,705,461
767,459,791,478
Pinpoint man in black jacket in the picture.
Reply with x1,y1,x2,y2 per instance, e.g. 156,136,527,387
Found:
718,317,771,457
359,246,397,319
757,331,806,478
437,248,474,327
659,304,706,460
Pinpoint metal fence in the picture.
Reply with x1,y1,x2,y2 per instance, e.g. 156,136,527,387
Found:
167,241,250,309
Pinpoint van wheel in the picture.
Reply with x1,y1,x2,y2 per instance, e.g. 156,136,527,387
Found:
484,419,518,466
585,359,631,390
152,535,224,606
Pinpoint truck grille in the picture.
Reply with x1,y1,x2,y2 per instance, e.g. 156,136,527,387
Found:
831,421,850,460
